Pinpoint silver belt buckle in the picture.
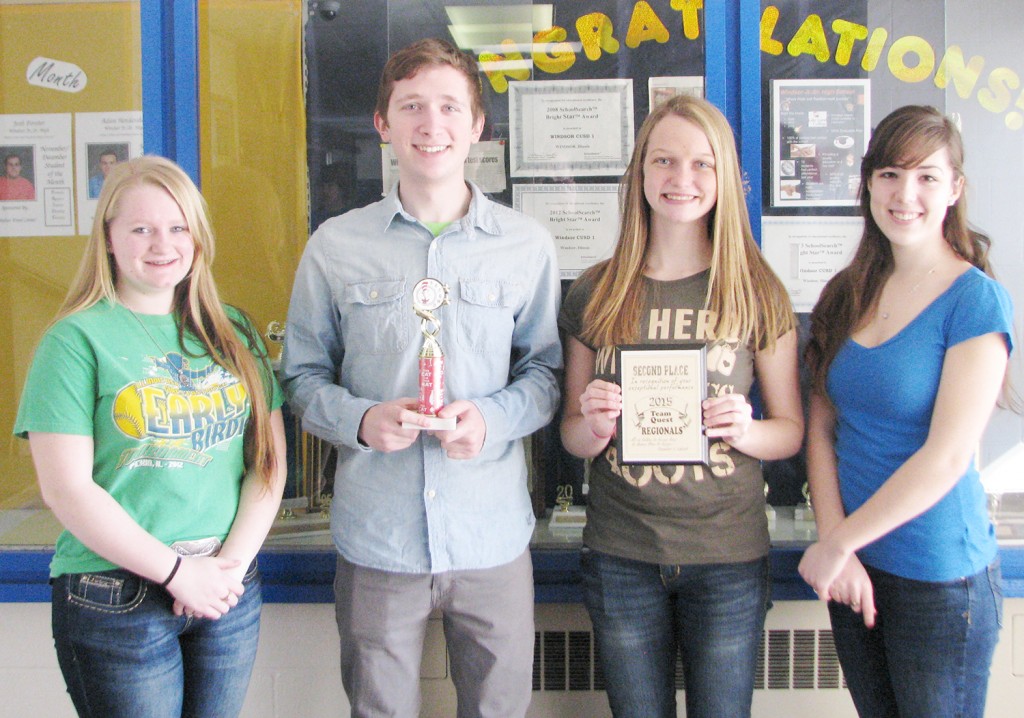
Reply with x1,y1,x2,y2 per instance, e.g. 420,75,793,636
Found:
169,537,222,557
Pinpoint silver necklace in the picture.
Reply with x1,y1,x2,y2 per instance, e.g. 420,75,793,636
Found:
124,306,194,386
880,266,937,320
126,306,173,356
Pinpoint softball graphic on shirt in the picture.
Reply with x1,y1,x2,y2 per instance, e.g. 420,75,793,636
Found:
112,352,249,468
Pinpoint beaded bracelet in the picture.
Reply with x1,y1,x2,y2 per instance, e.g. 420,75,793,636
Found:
160,555,182,588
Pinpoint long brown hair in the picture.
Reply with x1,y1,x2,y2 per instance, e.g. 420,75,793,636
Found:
56,156,278,486
581,95,793,350
806,105,993,396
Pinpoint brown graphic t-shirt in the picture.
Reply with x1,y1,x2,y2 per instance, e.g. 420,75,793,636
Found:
559,269,769,565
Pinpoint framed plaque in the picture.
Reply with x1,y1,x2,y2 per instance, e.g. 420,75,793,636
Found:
615,344,708,465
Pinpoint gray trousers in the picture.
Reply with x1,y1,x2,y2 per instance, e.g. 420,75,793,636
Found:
334,550,534,718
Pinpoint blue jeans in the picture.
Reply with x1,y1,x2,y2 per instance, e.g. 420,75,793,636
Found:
51,560,262,718
829,561,1002,718
581,549,770,718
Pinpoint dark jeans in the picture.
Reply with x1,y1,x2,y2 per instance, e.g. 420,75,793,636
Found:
829,560,1002,718
582,548,770,718
51,560,262,718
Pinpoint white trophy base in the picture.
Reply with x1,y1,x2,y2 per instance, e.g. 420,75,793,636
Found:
793,503,816,523
549,505,587,530
403,415,457,431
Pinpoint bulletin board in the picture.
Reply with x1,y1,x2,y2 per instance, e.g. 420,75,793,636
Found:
0,1,143,509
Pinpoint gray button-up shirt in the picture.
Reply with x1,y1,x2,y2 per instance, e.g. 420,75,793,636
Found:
281,183,561,573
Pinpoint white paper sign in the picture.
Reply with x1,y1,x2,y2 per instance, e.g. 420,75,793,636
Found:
26,57,87,94
74,112,143,233
0,113,75,237
514,183,619,279
761,216,863,312
380,140,507,195
509,80,634,177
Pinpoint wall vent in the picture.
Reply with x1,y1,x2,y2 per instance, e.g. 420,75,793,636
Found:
533,629,845,693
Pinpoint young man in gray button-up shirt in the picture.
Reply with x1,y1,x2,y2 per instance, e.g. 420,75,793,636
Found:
281,38,561,717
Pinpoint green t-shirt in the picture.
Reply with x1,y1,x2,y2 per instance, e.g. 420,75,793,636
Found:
14,300,283,577
559,269,770,565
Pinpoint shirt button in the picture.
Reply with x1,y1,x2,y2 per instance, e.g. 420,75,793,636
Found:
369,290,378,299
488,293,497,301
427,490,436,499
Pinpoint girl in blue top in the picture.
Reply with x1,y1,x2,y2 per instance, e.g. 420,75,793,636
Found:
800,105,1015,718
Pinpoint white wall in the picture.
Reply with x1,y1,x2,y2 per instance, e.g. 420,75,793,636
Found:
2,600,1021,717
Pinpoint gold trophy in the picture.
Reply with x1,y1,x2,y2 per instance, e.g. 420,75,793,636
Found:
403,278,457,431
265,321,286,363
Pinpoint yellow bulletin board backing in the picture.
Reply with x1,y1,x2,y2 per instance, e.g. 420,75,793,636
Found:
198,0,308,339
1,1,142,509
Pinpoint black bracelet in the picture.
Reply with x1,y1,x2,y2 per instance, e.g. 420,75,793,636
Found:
160,555,182,588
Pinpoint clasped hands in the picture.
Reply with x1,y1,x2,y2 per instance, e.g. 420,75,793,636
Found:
798,538,877,627
168,556,245,620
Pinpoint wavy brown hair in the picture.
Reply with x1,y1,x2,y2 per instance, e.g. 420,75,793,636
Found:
55,156,278,486
806,105,994,397
581,95,794,350
375,38,485,123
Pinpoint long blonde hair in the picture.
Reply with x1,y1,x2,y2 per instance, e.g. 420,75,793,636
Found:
57,156,277,485
581,95,793,349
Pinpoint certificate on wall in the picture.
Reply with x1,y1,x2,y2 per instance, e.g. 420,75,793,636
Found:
761,216,863,312
508,79,634,177
772,79,870,207
513,183,618,279
0,113,75,237
616,344,708,465
381,140,507,194
75,111,143,233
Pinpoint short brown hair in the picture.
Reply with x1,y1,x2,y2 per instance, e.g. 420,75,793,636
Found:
375,38,484,123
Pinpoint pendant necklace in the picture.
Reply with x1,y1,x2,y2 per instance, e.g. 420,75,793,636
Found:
124,304,190,386
880,265,937,320
126,306,172,354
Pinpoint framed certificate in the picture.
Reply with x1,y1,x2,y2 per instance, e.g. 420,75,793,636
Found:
508,79,634,177
615,344,708,465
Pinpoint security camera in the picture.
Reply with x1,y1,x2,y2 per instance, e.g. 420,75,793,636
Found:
318,0,341,20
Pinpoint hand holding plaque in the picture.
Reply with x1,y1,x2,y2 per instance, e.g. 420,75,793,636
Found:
615,344,709,465
403,278,457,431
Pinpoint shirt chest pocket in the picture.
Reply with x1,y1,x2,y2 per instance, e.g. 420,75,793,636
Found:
457,279,519,356
342,279,408,355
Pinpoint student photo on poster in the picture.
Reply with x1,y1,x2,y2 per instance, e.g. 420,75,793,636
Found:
0,146,36,201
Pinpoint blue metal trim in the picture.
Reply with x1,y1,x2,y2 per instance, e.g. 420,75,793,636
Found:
739,0,763,244
703,0,729,120
172,1,200,182
705,2,763,244
140,0,167,157
139,0,201,184
4,546,1024,603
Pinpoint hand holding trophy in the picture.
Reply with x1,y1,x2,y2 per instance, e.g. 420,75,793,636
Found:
403,278,457,431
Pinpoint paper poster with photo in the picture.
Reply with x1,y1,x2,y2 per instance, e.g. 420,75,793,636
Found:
75,111,143,233
508,79,634,177
0,113,75,237
761,216,863,312
648,76,704,112
513,183,618,279
771,79,869,207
